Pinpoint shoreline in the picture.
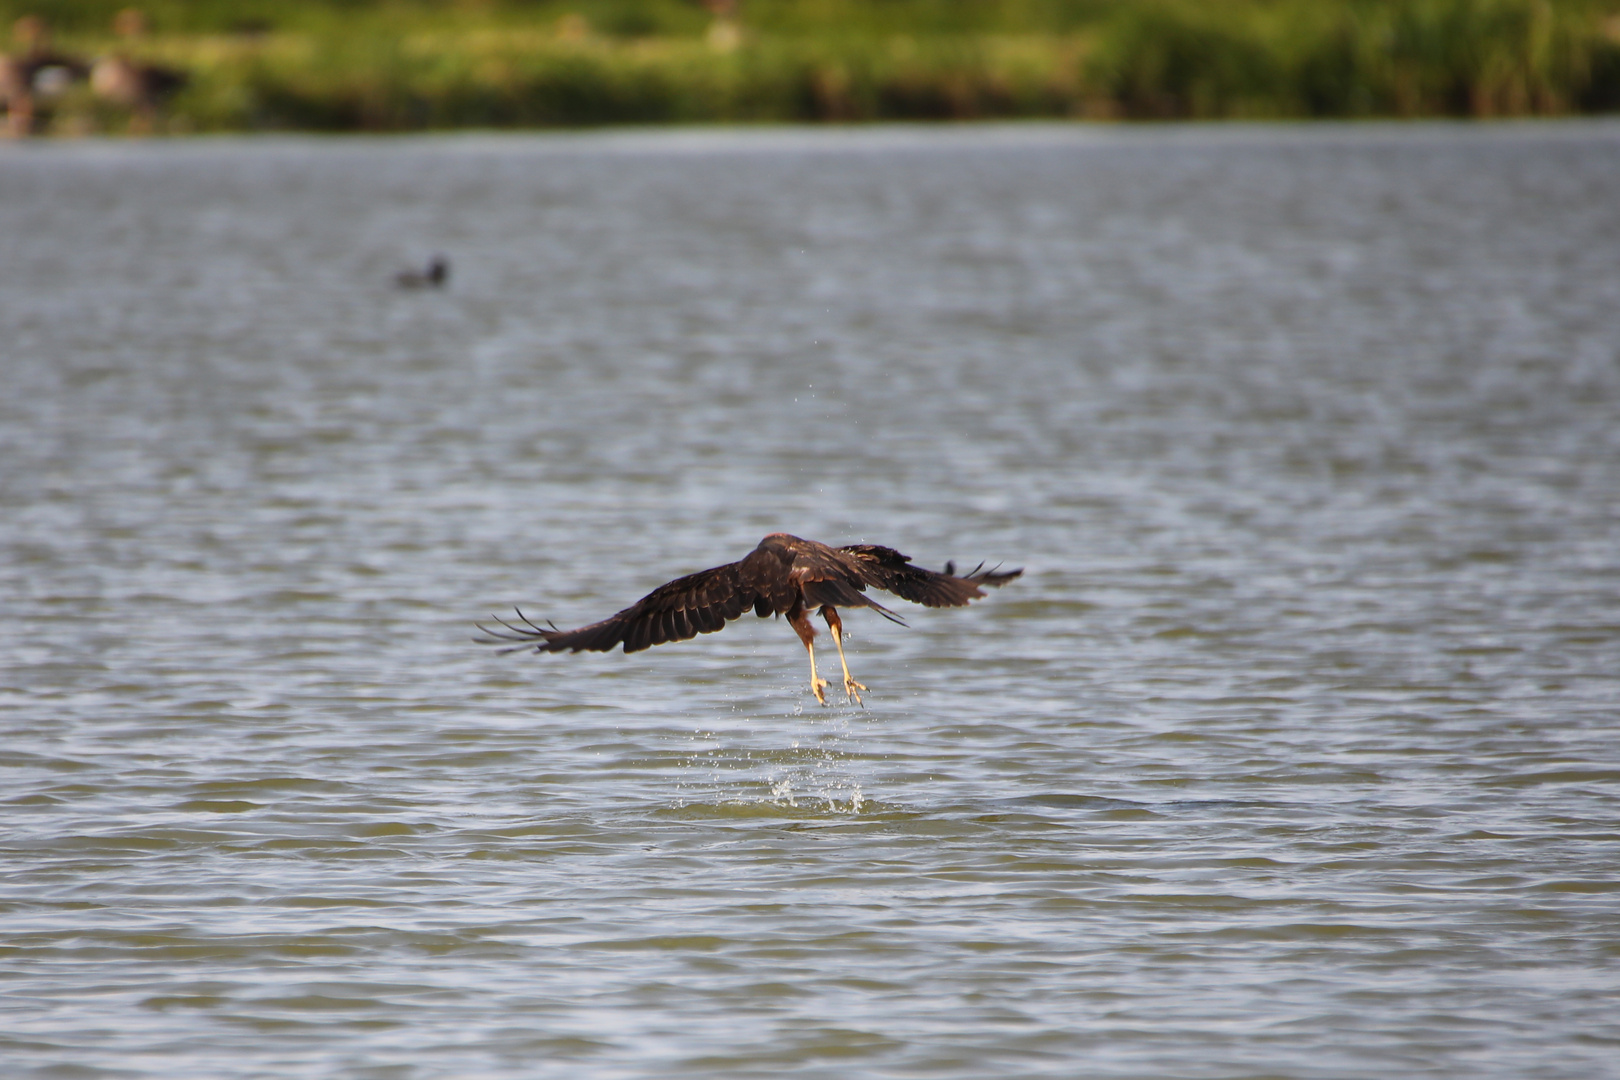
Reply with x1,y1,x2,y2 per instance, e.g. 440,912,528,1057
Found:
6,1,1619,137
7,113,1620,152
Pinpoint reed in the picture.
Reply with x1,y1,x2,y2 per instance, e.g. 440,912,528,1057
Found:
1087,0,1620,117
5,0,1617,133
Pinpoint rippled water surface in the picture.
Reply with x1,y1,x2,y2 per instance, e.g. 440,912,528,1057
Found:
3,123,1619,1079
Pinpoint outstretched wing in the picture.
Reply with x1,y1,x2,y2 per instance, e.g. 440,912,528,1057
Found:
838,544,1023,608
476,562,757,654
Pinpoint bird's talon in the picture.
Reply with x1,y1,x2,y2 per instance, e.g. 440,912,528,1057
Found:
844,678,866,705
811,678,830,705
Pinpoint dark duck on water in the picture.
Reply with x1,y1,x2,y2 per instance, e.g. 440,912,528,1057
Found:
395,255,449,288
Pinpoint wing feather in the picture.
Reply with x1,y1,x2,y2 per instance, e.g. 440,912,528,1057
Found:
475,561,757,655
838,544,1023,608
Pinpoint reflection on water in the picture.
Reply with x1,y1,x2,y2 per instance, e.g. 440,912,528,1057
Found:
2,123,1619,1079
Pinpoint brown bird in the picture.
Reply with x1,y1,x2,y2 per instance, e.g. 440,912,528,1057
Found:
477,532,1021,704
89,53,186,132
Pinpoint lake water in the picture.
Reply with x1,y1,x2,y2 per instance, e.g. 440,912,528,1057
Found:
2,121,1619,1079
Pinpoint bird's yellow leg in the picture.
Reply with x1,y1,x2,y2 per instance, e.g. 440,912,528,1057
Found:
790,606,830,705
806,641,829,705
823,609,866,705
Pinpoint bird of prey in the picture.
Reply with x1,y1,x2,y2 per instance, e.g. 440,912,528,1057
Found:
477,532,1021,704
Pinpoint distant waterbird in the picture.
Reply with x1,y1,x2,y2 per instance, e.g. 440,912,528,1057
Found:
395,255,449,288
1,15,89,137
89,53,187,133
476,533,1020,704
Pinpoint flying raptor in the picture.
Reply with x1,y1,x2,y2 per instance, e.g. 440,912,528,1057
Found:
476,532,1021,704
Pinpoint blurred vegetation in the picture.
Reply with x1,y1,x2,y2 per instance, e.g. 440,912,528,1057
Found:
4,0,1619,134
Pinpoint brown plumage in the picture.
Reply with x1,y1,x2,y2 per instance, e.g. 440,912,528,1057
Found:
476,532,1021,704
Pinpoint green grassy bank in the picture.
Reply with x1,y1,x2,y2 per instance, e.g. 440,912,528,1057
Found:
7,0,1620,134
